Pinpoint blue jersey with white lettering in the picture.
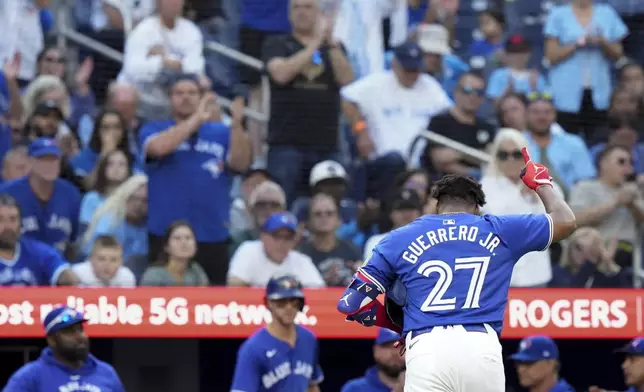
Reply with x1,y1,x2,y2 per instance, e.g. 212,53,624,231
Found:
139,120,232,242
0,237,69,286
231,325,324,392
360,213,553,335
0,177,80,253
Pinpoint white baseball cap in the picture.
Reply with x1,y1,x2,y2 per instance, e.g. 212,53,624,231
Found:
309,160,348,187
417,24,452,55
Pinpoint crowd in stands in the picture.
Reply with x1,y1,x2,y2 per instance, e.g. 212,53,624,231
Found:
0,0,643,289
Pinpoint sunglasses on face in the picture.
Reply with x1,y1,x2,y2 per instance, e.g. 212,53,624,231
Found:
497,150,523,161
312,210,336,218
459,86,485,96
254,200,282,209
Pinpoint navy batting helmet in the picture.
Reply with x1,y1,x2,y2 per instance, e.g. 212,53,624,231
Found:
265,275,305,311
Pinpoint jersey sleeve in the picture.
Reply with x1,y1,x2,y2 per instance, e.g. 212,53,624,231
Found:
39,243,70,286
3,363,38,392
310,339,324,385
230,342,261,392
138,122,168,164
358,238,397,294
489,214,554,257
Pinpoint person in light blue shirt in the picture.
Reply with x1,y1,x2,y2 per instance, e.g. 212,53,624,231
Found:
544,0,628,139
486,34,548,101
340,328,405,392
510,335,575,392
3,306,125,392
524,94,596,193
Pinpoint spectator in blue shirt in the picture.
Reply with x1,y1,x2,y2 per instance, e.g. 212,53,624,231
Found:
0,138,81,257
486,34,548,102
590,116,644,175
468,9,505,62
544,0,628,140
4,306,125,392
417,24,469,97
341,328,405,392
70,108,134,180
139,74,252,285
0,194,78,286
523,93,596,194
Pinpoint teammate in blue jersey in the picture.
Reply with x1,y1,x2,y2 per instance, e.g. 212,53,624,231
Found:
0,193,78,286
337,148,577,392
510,335,575,392
231,275,324,392
3,306,125,392
590,337,644,392
0,138,81,255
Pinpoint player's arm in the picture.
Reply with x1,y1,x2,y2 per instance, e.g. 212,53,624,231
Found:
230,343,261,392
3,363,38,392
40,243,79,286
520,148,577,243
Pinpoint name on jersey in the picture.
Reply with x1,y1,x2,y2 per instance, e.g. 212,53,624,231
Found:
58,380,101,392
402,225,500,264
262,361,313,389
178,139,225,158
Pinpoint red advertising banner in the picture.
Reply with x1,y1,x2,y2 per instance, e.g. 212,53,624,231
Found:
0,288,641,339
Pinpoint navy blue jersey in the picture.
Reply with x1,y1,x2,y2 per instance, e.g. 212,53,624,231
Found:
0,177,80,253
0,237,69,286
139,120,232,242
231,325,324,392
360,213,553,335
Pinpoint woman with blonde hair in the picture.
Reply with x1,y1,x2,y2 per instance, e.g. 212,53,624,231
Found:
22,75,72,121
480,128,563,287
81,174,149,278
550,227,630,288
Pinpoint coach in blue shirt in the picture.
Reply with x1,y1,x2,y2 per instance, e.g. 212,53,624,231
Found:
0,138,81,257
3,306,125,391
510,335,575,392
341,328,405,392
139,74,252,284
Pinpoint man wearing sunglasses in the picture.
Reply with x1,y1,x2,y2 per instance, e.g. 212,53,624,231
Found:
424,71,494,179
3,306,125,391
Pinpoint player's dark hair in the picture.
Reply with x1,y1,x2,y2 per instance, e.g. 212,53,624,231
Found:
0,193,21,216
430,174,486,208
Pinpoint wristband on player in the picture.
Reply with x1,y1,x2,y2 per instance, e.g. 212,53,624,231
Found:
352,120,367,134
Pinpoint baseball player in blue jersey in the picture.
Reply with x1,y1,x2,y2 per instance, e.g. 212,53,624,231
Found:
590,337,644,392
337,148,577,392
510,335,575,392
0,194,78,286
231,275,324,392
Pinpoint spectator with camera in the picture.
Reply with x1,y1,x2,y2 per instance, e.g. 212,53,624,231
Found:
569,144,644,268
227,212,325,288
262,0,353,204
140,74,252,284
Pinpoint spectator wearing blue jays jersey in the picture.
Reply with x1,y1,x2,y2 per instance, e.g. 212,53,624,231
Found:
231,275,324,392
341,328,405,392
510,335,575,392
4,306,125,392
0,138,81,256
338,171,576,392
0,194,78,286
139,75,252,284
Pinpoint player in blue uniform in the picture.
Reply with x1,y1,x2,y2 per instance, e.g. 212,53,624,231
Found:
231,275,324,392
0,194,78,286
590,337,644,392
510,335,575,392
337,148,577,392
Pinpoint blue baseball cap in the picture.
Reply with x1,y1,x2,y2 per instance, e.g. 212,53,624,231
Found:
43,306,87,335
393,41,423,71
262,212,298,233
375,328,400,345
29,137,61,158
510,335,559,362
615,336,644,356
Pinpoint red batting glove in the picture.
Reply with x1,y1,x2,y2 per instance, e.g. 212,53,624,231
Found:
519,147,553,191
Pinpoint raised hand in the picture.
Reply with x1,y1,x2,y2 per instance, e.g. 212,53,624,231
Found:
519,147,554,191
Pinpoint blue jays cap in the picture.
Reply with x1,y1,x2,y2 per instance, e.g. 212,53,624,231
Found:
262,212,298,233
510,335,559,362
375,328,401,345
29,137,61,158
614,336,644,356
393,41,423,71
266,275,305,301
43,306,87,335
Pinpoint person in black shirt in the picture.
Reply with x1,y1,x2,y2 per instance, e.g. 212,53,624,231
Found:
423,72,495,179
262,0,353,205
